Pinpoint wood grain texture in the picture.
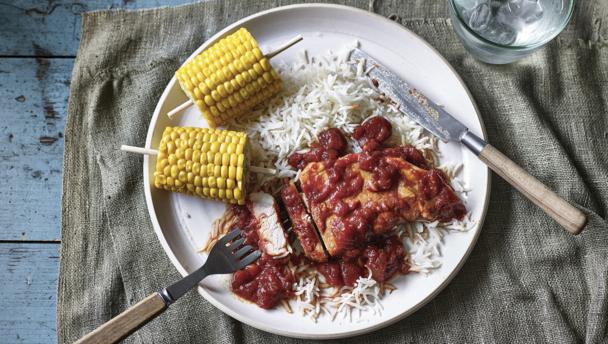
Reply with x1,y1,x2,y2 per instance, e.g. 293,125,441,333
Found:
0,243,60,343
0,0,196,56
479,145,587,234
75,293,167,344
0,2,202,343
0,58,71,241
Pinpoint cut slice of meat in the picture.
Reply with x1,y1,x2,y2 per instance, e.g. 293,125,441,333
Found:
279,180,328,262
299,147,466,257
249,192,290,258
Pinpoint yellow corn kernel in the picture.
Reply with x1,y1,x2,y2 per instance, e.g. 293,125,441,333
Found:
262,72,273,83
216,102,226,113
271,69,280,80
192,150,200,163
243,40,253,51
210,106,220,117
192,87,202,99
253,63,264,75
235,143,244,155
241,70,252,83
158,158,169,170
252,48,262,60
216,177,226,189
177,159,186,170
211,90,221,102
229,154,238,167
213,152,222,166
220,153,229,166
236,166,243,181
217,84,228,98
178,171,187,183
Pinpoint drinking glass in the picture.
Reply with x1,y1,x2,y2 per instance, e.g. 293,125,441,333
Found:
449,0,575,64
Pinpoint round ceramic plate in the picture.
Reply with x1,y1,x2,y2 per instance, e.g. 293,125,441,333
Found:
144,4,490,339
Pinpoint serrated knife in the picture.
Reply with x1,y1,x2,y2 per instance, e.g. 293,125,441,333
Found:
350,48,586,234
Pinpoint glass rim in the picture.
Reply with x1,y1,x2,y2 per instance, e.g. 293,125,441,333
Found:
449,0,576,50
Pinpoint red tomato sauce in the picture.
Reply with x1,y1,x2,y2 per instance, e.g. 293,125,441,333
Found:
316,235,410,287
287,128,348,170
229,204,294,309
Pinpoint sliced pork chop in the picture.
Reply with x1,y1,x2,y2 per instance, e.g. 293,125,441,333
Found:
249,192,290,258
279,180,328,262
299,148,466,257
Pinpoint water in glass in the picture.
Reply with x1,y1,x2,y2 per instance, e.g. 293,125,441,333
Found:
450,0,573,63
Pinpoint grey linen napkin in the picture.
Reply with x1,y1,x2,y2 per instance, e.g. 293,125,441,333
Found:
58,1,608,343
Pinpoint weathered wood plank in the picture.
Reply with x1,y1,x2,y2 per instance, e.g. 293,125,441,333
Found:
0,57,72,241
0,0,197,56
0,243,60,343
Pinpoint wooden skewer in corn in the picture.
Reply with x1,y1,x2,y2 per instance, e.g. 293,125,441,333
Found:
121,145,276,175
167,33,303,119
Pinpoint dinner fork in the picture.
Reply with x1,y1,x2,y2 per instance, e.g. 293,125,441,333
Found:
75,229,260,344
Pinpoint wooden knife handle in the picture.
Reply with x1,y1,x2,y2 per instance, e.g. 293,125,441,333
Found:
74,293,167,344
479,144,587,234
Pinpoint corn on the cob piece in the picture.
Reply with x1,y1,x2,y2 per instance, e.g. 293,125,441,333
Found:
153,126,248,205
175,28,282,128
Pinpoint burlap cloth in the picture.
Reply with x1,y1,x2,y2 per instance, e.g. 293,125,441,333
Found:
58,1,608,343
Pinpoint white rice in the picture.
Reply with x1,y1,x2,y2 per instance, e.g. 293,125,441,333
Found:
222,47,475,321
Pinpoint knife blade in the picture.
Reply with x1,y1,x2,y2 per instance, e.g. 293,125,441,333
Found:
350,48,485,153
349,48,586,235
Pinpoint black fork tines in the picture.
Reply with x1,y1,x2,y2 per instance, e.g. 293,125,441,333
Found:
234,245,253,259
219,229,241,244
237,250,261,269
227,237,246,250
212,228,261,270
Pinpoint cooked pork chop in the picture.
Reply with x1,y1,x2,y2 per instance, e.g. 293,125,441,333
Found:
279,180,327,262
299,148,466,257
249,192,290,258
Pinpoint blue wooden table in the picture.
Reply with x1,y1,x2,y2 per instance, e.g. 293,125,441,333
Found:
0,1,194,342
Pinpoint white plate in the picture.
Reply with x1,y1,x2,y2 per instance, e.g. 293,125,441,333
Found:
144,4,490,339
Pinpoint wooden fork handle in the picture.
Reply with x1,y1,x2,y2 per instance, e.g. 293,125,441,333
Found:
75,293,167,344
479,144,587,234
